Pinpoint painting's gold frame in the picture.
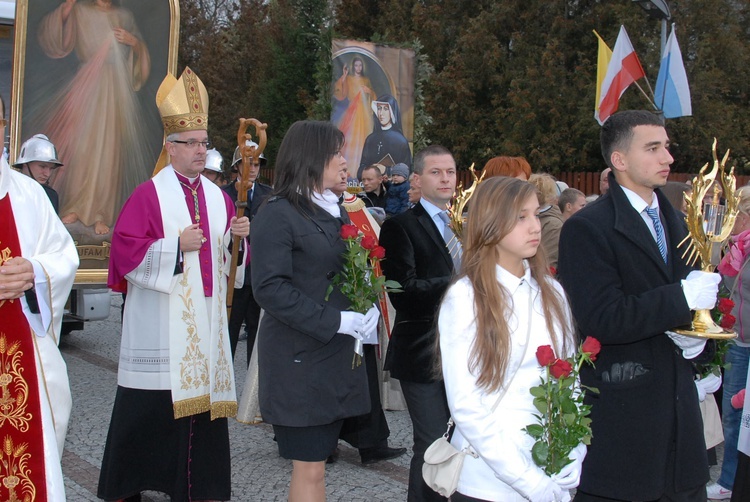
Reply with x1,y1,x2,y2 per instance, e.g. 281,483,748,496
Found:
10,0,180,284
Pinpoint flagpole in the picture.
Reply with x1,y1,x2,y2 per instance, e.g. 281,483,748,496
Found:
634,79,658,110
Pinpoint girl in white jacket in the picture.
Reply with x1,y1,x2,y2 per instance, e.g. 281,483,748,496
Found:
437,176,585,501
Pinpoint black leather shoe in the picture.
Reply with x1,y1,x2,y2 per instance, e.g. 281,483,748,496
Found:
359,446,407,465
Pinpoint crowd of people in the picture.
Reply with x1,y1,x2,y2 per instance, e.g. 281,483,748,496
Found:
6,63,750,502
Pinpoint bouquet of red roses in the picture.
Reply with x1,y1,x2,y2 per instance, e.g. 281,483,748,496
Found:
713,297,736,331
326,224,401,367
701,289,735,378
524,337,601,476
712,296,736,377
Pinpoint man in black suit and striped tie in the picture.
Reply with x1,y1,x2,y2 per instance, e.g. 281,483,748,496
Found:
558,110,721,502
380,144,458,501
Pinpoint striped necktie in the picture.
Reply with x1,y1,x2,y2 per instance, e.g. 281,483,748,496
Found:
438,211,462,271
645,206,667,263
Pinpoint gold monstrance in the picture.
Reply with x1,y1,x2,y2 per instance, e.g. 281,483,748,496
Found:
446,164,485,254
674,140,738,339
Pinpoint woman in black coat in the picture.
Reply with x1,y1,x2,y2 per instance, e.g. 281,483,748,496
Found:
250,120,378,501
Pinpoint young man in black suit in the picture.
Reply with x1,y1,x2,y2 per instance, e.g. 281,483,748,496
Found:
380,144,457,501
558,110,721,502
223,141,272,362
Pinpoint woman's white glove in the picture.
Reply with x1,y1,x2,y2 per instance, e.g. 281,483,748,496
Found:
552,443,587,490
522,476,563,502
338,311,364,340
361,304,380,343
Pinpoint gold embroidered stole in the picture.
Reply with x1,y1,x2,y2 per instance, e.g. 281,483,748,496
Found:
152,168,237,419
0,194,47,501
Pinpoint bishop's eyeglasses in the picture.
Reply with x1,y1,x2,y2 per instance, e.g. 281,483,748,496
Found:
171,139,211,149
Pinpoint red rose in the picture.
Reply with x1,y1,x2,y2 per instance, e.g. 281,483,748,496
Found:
718,298,735,315
361,235,378,250
550,358,573,379
369,246,386,260
581,337,602,361
720,314,737,330
536,345,556,367
340,224,359,240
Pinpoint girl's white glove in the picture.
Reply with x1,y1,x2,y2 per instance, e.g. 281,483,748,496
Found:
551,443,587,490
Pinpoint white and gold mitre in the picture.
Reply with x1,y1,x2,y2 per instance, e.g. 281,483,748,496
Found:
156,66,208,135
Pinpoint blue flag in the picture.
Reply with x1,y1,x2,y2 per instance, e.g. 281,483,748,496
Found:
655,26,692,119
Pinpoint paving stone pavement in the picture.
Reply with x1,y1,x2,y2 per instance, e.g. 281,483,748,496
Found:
59,294,726,501
60,294,411,501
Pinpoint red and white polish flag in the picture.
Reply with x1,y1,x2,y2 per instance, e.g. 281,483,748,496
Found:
595,26,646,125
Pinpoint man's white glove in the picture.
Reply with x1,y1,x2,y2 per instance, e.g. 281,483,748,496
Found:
361,305,380,344
681,270,721,310
339,311,364,340
695,373,723,402
666,331,707,360
552,443,587,490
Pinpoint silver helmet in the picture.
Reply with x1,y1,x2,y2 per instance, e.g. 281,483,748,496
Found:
232,140,267,168
13,134,63,167
204,148,223,173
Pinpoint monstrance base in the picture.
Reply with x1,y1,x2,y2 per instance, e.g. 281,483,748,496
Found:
672,327,737,339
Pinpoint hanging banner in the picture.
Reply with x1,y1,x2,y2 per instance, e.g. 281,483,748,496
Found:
331,40,415,181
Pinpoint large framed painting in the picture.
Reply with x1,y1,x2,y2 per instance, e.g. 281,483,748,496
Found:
10,0,179,283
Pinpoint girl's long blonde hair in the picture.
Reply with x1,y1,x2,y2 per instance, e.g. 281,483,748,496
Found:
438,177,572,392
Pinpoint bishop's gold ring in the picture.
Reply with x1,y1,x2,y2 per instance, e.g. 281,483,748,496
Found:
201,237,207,244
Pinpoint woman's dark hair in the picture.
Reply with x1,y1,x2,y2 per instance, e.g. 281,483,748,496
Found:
272,120,344,211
